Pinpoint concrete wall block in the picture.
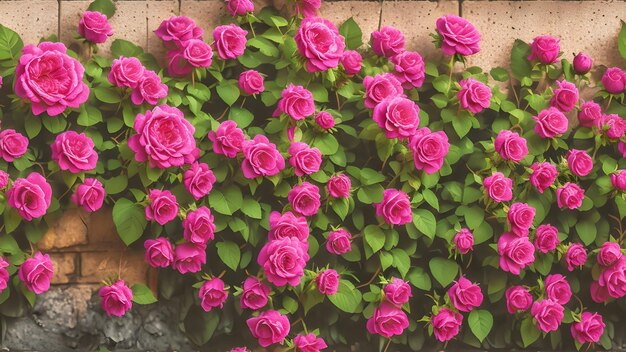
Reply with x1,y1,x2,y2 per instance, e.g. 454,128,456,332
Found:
79,251,148,285
180,0,229,34
146,1,179,62
0,0,58,46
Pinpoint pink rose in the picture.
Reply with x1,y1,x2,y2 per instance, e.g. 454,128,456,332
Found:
384,277,412,307
145,189,179,225
183,206,215,246
544,274,572,305
528,35,560,64
436,15,480,56
409,127,450,174
571,312,605,344
366,302,409,338
590,281,610,303
602,67,626,94
597,242,622,267
131,70,168,106
15,42,89,116
372,96,420,140
241,135,285,178
505,286,532,314
51,131,98,173
295,0,320,18
362,73,405,109
497,232,535,275
208,120,245,158
533,107,568,138
431,308,463,342
494,130,528,162
0,129,28,162
128,105,198,168
0,258,9,293
326,229,352,255
226,0,254,16
7,173,52,221
274,84,315,120
174,242,206,274
199,277,228,312
168,39,213,76
155,16,203,47
18,252,53,294
230,346,249,351
573,52,592,74
565,243,587,271
183,162,216,200
213,24,248,60
370,26,405,58
566,149,593,177
453,228,474,254
0,170,8,189
316,269,339,295
293,333,327,352
596,113,626,139
258,237,309,286
295,17,345,72
374,188,412,225
288,182,321,217
108,56,145,88
598,258,626,298
239,70,264,95
458,78,492,114
71,178,105,212
268,211,309,243
529,162,557,194
549,80,579,113
289,142,322,176
620,141,626,158
314,111,335,130
483,172,513,203
448,277,483,312
556,182,585,209
143,237,174,268
327,174,351,198
533,224,559,253
531,299,564,333
577,100,602,128
507,202,536,237
99,280,133,317
246,310,290,347
341,50,362,75
391,51,425,89
78,11,113,44
240,276,270,310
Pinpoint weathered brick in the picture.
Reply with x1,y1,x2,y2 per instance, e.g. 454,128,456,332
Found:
146,1,179,62
85,207,125,249
0,0,58,46
180,0,228,32
79,250,149,285
39,208,89,251
50,253,78,284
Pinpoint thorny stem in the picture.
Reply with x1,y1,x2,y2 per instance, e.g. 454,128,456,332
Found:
356,266,381,289
383,338,392,352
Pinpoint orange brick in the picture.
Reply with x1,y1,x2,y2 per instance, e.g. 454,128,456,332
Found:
79,250,149,285
39,208,89,251
50,252,78,284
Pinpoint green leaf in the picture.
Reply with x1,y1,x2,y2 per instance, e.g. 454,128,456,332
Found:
112,198,147,245
339,17,363,50
87,0,116,18
216,80,240,106
2,209,21,235
407,267,431,291
184,309,220,346
103,175,128,195
208,186,243,215
131,283,157,304
216,241,240,271
364,225,385,254
240,197,262,219
575,217,597,245
93,86,122,104
619,20,626,60
412,209,436,239
521,317,540,347
391,248,411,278
77,105,103,127
42,116,67,134
111,39,143,58
24,115,42,139
247,37,279,57
228,107,254,128
511,39,532,80
428,257,458,287
313,134,339,155
468,309,493,342
490,67,509,82
0,24,23,64
328,280,362,313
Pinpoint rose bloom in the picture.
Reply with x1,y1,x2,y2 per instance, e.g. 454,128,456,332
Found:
549,80,579,113
295,0,320,18
143,237,174,268
7,173,52,221
566,243,587,271
566,149,593,177
154,16,203,47
213,24,248,60
316,269,339,295
258,237,309,286
528,35,560,64
370,26,405,58
366,302,409,338
544,274,572,305
208,120,245,158
274,84,315,120
556,182,585,209
128,105,198,168
590,281,611,303
384,277,412,307
573,52,592,74
374,188,412,225
131,70,168,106
391,51,425,89
494,130,528,162
597,242,623,267
315,111,335,129
436,15,480,56
598,257,626,298
453,228,474,254
268,211,309,244
18,252,53,294
239,70,264,95
327,174,351,198
432,308,463,342
448,277,483,312
409,127,450,174
15,42,89,116
458,78,492,114
183,162,216,200
293,333,327,352
372,96,420,139
78,11,113,44
246,310,290,348
176,39,213,73
183,206,215,246
145,189,179,225
620,141,626,158
341,50,362,75
362,73,405,109
529,162,557,194
571,312,605,344
289,142,322,176
533,224,559,253
71,178,105,212
531,299,564,333
505,286,532,314
174,242,206,274
108,56,145,88
241,134,285,178
51,131,97,173
507,202,536,237
240,276,270,310
226,0,253,16
0,257,9,293
99,280,133,317
0,129,28,162
533,107,568,138
602,67,626,94
0,170,8,189
326,229,352,254
596,113,626,139
577,100,602,128
295,17,345,72
497,232,535,275
288,182,321,217
483,172,513,203
199,277,228,312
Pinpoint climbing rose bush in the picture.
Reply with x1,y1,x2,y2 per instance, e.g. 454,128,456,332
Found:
0,0,625,350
